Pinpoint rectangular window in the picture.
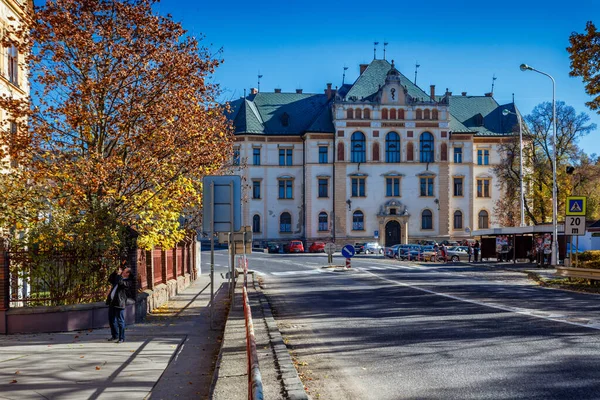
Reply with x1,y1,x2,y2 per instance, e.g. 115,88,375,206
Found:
278,179,293,199
233,148,240,166
318,146,328,164
279,148,293,166
453,177,463,197
477,149,490,165
454,147,463,163
8,45,17,86
252,181,261,199
318,179,328,198
351,177,366,197
253,148,261,165
476,178,491,198
420,177,434,197
386,177,400,197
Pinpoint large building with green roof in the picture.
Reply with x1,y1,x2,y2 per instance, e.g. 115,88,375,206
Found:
227,58,521,247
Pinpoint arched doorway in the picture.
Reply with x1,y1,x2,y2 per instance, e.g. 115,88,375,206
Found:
385,220,401,247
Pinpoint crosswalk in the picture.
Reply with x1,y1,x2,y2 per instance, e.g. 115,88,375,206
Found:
256,263,424,276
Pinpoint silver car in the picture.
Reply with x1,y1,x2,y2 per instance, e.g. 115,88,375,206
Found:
364,242,384,254
446,246,470,262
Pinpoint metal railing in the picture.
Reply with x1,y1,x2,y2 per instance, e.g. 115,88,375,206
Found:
242,286,264,400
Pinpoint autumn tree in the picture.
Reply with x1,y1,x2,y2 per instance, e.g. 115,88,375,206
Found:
493,101,596,225
568,21,600,114
0,0,233,251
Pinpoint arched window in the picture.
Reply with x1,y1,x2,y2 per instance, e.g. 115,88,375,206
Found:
381,108,388,120
355,108,362,120
406,142,414,161
390,108,397,120
318,212,328,231
416,109,423,120
421,209,433,230
441,143,448,162
346,108,354,119
351,132,366,163
352,211,364,230
363,108,371,119
252,214,261,233
453,211,463,230
398,109,405,120
424,109,431,120
385,132,401,163
420,132,434,163
432,109,438,120
478,210,489,229
280,212,292,232
372,142,380,161
337,142,345,161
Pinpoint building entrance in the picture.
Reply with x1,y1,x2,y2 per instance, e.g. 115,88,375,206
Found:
385,220,401,247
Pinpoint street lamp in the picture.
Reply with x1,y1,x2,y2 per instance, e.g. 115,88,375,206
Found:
502,108,526,227
520,63,558,266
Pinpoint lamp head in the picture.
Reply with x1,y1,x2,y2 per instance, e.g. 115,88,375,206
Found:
502,109,510,116
520,63,532,72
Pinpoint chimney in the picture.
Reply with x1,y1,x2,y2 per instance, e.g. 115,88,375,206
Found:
484,92,493,97
296,89,303,94
250,87,258,95
430,85,435,101
326,83,332,100
461,91,467,96
359,64,368,75
274,88,282,93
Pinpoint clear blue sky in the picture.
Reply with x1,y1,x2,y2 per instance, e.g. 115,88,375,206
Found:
157,0,600,155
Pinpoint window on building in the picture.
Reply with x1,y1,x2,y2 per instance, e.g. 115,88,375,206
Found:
476,178,491,198
416,109,423,120
419,132,434,163
318,146,328,164
355,108,362,119
280,212,292,232
351,132,366,163
406,142,414,161
420,176,434,197
337,142,345,161
278,179,293,199
252,214,261,233
233,148,240,166
432,109,438,120
385,132,401,163
454,211,463,230
351,177,366,197
390,109,397,120
347,109,354,119
421,209,433,230
318,179,328,198
318,212,328,231
477,149,490,165
8,45,18,86
372,142,380,161
279,148,293,166
398,109,405,119
253,148,261,166
252,180,261,199
478,210,489,229
454,147,463,163
441,143,448,161
363,108,371,119
352,211,364,230
453,177,463,196
382,108,388,120
386,177,401,197
424,109,431,120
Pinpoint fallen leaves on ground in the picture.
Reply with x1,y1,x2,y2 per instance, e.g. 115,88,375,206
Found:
9,380,17,384
95,366,101,370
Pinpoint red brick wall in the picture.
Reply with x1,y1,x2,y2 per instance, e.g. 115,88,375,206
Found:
0,248,8,310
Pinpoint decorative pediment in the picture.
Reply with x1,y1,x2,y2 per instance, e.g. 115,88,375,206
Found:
377,199,409,217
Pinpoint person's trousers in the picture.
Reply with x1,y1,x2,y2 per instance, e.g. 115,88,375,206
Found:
108,306,126,341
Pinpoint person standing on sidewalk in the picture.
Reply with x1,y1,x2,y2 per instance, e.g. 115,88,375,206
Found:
106,266,133,343
468,244,473,263
473,240,480,263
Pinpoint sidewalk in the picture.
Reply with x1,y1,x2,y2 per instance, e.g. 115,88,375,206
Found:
0,273,230,400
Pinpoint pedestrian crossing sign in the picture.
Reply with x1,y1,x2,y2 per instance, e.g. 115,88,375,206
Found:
566,196,586,216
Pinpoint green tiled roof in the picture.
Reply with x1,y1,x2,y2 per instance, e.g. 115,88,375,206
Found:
448,95,519,137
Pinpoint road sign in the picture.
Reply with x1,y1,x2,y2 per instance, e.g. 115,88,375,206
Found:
566,196,586,216
202,175,242,233
341,244,355,258
324,243,336,255
374,230,379,239
565,216,586,236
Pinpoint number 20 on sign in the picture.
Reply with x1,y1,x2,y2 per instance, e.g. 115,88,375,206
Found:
565,216,585,236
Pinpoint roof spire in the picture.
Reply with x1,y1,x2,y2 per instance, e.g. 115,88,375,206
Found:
491,73,497,94
373,41,379,59
383,42,389,60
342,65,348,85
414,61,420,85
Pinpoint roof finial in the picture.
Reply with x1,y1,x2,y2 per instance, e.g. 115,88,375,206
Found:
414,61,420,85
374,41,379,60
383,41,389,60
491,73,497,93
342,65,348,85
391,59,395,69
258,71,263,92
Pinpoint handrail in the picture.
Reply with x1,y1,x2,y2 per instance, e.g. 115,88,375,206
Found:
242,286,264,400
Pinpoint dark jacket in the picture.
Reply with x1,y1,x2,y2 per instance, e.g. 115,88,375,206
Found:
106,272,133,309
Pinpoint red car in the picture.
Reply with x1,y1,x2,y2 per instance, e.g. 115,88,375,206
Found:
286,240,305,253
308,242,326,253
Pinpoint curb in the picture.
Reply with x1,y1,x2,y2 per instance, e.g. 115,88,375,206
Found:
208,290,233,400
255,280,310,400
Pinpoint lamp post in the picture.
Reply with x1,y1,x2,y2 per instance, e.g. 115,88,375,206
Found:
502,108,526,227
520,63,557,266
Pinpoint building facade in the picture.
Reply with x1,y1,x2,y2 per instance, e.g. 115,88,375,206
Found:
228,59,520,247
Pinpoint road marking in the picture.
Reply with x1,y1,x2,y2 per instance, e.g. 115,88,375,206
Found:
362,269,600,331
271,269,324,276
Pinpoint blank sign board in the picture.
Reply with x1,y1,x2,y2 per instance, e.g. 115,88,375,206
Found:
202,175,242,233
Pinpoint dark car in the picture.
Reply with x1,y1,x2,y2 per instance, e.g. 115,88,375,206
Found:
385,244,402,259
266,242,280,253
309,242,326,253
354,243,367,254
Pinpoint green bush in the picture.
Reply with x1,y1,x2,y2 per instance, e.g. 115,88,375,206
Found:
577,251,600,262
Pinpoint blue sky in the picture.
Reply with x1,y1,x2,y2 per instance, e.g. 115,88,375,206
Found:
157,0,600,155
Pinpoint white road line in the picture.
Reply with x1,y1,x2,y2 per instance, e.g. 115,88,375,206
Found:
271,269,324,276
362,269,600,331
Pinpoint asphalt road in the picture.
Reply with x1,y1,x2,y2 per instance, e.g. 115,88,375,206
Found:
202,248,600,400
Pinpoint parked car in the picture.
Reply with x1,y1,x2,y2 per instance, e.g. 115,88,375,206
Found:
354,243,367,254
286,240,305,253
308,242,326,253
421,245,438,261
407,245,425,261
446,246,470,262
266,242,280,253
399,244,422,260
385,244,402,259
364,242,383,254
